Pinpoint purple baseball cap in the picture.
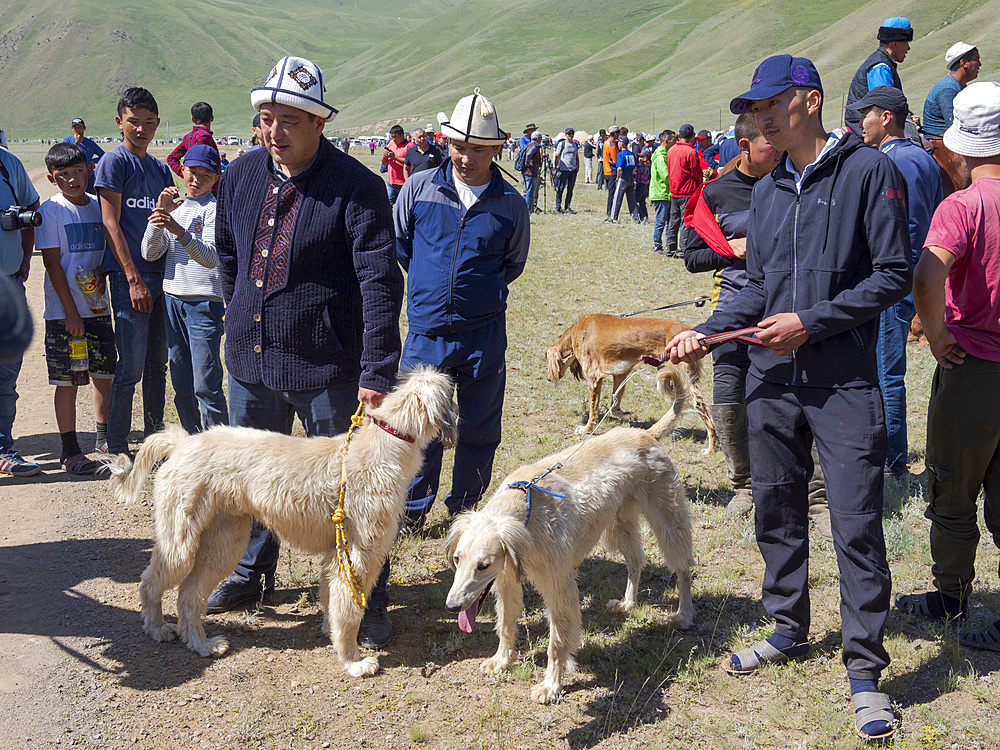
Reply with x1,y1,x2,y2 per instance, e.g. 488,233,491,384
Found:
730,54,823,114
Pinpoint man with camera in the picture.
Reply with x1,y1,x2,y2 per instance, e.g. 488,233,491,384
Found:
0,146,42,477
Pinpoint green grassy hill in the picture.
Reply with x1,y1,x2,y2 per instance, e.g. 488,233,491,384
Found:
0,0,996,140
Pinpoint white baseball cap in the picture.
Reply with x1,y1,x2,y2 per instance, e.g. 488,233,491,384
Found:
945,41,977,70
943,81,1000,158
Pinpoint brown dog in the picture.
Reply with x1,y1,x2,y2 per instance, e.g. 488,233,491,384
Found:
546,314,715,450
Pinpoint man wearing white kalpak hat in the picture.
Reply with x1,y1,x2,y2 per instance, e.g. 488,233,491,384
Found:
208,56,404,649
393,88,529,531
922,42,981,138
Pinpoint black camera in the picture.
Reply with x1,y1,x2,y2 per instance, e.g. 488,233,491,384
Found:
0,206,42,231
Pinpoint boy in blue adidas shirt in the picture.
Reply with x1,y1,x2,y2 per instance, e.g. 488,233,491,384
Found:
94,87,174,456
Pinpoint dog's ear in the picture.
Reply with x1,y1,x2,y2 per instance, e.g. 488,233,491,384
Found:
443,515,468,571
495,517,530,580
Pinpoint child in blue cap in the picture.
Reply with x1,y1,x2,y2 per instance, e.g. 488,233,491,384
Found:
140,144,228,434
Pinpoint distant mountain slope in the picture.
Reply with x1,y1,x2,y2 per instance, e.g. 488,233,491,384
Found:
0,0,995,138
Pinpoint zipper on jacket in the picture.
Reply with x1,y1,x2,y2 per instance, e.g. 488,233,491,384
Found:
448,213,466,328
791,191,800,386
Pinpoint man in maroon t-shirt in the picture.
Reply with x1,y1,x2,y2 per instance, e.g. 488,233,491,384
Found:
665,124,703,258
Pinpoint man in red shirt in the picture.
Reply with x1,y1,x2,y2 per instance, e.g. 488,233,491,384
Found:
665,124,703,258
167,102,219,179
382,124,413,206
897,81,1000,649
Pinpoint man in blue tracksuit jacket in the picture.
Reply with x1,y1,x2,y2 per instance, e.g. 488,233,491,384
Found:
669,56,911,741
394,89,530,529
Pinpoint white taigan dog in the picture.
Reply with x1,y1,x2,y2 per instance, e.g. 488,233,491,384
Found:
445,427,694,703
106,366,456,677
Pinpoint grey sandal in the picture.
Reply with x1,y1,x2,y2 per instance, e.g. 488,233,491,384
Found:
722,639,804,675
852,691,897,741
959,620,1000,652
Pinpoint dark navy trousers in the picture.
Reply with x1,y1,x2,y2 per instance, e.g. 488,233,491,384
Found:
745,373,891,681
401,319,506,518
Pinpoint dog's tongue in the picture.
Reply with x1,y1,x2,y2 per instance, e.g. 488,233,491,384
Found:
458,599,480,633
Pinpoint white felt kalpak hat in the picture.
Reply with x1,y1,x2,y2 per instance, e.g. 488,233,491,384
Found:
943,81,1000,158
251,56,337,122
440,88,509,145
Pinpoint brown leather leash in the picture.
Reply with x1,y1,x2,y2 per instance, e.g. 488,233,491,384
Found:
640,326,764,366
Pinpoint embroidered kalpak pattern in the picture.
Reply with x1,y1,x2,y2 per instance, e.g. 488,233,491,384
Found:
288,66,318,91
250,175,300,294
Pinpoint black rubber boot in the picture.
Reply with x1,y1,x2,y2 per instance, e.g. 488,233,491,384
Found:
711,403,754,518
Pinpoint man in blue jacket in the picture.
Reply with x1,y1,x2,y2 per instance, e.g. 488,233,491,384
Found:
857,86,943,477
668,55,911,742
394,89,530,531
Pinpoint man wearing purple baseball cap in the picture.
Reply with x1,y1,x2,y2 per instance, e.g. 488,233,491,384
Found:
668,53,912,742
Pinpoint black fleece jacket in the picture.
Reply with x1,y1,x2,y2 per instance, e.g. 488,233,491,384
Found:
694,132,912,388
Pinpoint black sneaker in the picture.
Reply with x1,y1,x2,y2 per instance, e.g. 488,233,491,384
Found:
358,604,393,648
206,575,274,614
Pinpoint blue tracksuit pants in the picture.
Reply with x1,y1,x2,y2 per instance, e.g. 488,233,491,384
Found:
745,372,891,681
401,319,506,518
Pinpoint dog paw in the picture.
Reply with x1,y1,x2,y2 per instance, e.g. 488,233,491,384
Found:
346,656,380,678
574,425,591,435
205,635,230,656
701,446,712,456
530,681,562,704
480,656,510,675
605,598,634,613
668,611,695,630
145,622,178,643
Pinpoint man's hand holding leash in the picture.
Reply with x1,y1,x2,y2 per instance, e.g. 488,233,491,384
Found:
755,312,808,356
666,311,809,364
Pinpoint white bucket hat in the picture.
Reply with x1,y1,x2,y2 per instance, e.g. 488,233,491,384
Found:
945,41,977,70
440,88,508,145
251,56,337,121
943,81,1000,158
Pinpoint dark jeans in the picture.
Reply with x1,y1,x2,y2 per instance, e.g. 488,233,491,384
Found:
163,295,228,434
401,321,506,519
555,169,577,210
632,182,649,222
107,271,167,452
667,196,690,257
386,182,403,206
523,174,540,212
652,199,670,250
226,376,390,608
746,373,891,681
712,342,751,404
876,295,915,471
0,273,25,453
925,354,1000,601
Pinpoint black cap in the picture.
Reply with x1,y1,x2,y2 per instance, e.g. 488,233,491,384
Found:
679,124,695,138
696,129,711,140
853,86,909,114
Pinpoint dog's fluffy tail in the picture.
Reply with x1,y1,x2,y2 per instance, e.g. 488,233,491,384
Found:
101,424,188,504
646,360,696,439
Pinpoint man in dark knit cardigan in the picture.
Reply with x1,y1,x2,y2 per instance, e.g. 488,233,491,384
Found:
207,56,404,649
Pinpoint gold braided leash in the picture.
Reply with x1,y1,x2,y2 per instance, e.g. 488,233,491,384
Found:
333,403,368,610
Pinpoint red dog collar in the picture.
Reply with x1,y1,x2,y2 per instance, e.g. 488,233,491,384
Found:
370,416,416,443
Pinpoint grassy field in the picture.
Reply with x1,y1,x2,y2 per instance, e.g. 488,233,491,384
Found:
14,140,999,747
2,0,999,140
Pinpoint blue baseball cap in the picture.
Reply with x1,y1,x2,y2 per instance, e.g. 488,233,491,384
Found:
730,54,823,114
183,144,222,174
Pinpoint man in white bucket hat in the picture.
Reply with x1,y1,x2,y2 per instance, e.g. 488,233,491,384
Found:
898,81,1000,652
208,55,404,649
393,88,530,531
